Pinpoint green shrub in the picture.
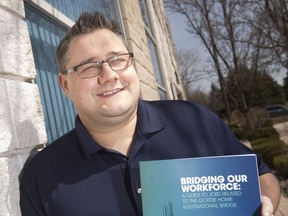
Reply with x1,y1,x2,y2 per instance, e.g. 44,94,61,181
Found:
245,126,279,141
230,119,288,180
261,118,274,127
251,137,279,147
230,124,279,141
251,138,286,168
228,123,240,130
228,123,246,140
231,127,245,140
273,154,288,178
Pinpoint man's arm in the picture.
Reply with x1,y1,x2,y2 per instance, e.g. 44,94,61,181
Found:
259,173,281,215
20,177,46,216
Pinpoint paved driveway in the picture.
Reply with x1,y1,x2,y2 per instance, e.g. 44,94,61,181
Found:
274,122,288,146
273,122,288,216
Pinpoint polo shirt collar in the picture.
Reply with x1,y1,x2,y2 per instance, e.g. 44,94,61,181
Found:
75,115,102,159
74,99,165,159
136,99,165,135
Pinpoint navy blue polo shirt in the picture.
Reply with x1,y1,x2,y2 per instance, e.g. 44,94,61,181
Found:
20,100,270,216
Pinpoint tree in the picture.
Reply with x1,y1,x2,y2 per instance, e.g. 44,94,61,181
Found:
252,73,286,106
208,83,225,117
210,69,285,129
165,0,232,121
227,68,286,108
177,49,212,98
248,0,288,68
188,89,210,107
177,49,202,94
164,0,281,127
282,73,288,100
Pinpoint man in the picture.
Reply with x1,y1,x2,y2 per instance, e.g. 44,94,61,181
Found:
20,12,280,216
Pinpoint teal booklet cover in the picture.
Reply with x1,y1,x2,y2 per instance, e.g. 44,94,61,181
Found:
140,154,261,216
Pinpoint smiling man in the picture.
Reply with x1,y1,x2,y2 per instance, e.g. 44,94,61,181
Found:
58,26,140,156
20,12,280,216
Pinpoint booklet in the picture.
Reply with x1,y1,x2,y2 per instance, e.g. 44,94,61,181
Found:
140,154,261,216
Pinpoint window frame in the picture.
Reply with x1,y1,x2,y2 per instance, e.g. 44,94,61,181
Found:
139,0,168,99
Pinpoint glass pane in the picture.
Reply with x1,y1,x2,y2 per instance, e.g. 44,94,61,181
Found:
25,4,77,143
44,0,121,23
147,35,165,87
139,0,152,31
158,88,167,100
139,0,167,99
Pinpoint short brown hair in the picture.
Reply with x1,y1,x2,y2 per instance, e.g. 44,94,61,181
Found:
56,11,125,73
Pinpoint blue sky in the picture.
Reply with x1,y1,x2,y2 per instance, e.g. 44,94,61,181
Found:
166,11,213,92
166,12,204,55
166,11,286,91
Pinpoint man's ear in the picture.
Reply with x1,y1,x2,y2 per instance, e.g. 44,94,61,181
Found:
58,73,69,97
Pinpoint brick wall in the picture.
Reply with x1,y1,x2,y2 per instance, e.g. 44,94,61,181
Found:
121,0,160,100
120,0,185,100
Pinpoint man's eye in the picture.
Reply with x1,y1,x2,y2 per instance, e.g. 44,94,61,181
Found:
110,57,125,65
80,63,100,73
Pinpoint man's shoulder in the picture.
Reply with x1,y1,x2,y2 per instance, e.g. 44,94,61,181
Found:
142,100,212,115
140,100,222,128
19,129,77,181
36,129,77,159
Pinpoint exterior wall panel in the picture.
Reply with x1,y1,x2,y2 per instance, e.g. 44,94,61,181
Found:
0,2,47,215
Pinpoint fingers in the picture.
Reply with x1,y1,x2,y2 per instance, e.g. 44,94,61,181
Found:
261,195,274,216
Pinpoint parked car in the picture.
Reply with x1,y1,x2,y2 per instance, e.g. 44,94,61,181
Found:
265,104,288,117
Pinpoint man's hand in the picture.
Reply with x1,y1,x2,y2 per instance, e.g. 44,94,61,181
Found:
260,173,280,216
261,195,274,216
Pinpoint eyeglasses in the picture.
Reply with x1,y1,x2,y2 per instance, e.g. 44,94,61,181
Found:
64,52,134,79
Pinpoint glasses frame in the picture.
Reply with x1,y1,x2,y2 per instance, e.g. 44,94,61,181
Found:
64,52,134,79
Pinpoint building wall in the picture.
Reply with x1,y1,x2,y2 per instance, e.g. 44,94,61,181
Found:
145,0,185,100
121,0,185,100
120,0,160,100
0,0,184,215
0,1,47,215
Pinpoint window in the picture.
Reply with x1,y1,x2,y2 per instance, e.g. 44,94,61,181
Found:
44,0,121,23
25,0,122,143
25,5,75,144
139,0,167,99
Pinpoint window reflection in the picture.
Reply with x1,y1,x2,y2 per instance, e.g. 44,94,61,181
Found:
44,0,120,23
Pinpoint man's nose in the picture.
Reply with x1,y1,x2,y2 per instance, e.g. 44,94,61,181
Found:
97,63,119,84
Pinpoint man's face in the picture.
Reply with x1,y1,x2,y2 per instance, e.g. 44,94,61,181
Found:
58,29,140,125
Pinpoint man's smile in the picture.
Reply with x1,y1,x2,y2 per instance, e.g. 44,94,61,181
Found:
96,88,124,97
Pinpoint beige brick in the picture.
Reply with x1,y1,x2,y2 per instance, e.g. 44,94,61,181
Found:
140,82,159,100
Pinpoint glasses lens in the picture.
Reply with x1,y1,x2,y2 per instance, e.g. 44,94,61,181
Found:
109,54,132,71
77,62,102,78
73,53,133,79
